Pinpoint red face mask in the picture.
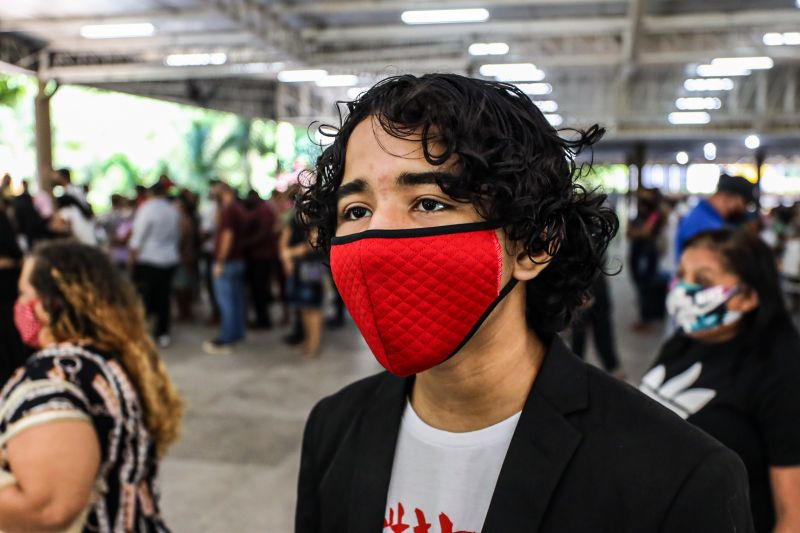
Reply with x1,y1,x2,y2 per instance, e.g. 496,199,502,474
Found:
13,298,44,348
330,222,517,377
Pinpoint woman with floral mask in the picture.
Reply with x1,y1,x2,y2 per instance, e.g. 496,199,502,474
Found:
1,240,182,532
641,228,800,533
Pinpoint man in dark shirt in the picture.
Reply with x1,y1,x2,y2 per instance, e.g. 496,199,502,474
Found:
203,182,246,354
294,74,754,532
243,190,279,330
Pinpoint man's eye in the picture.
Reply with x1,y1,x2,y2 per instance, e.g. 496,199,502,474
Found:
343,206,371,220
415,199,448,212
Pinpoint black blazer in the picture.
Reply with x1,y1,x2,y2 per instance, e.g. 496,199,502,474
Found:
296,337,754,532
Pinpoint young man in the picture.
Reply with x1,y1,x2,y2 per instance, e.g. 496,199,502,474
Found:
295,74,753,532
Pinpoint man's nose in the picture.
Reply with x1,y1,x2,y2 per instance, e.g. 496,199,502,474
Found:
367,206,415,231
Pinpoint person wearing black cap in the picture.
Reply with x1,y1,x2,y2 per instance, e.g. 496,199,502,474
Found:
676,174,756,259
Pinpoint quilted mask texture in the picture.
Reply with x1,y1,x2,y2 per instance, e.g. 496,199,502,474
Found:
330,223,515,377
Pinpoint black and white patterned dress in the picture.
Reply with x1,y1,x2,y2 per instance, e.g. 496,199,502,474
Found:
0,344,171,532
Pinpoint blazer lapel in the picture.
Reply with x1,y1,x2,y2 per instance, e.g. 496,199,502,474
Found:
346,374,410,533
482,336,588,533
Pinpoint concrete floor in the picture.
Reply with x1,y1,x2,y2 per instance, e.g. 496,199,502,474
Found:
157,247,665,532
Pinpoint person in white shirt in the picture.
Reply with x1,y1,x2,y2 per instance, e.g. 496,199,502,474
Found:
52,194,99,246
129,182,181,348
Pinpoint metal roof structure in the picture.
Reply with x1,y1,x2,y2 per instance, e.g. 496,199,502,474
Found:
1,0,799,162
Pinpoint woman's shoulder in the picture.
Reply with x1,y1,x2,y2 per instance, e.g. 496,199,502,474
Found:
758,325,800,375
10,344,119,389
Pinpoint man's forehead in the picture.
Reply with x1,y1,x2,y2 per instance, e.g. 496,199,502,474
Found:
342,118,456,186
346,118,427,158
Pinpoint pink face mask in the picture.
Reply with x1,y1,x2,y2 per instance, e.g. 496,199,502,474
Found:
14,298,44,348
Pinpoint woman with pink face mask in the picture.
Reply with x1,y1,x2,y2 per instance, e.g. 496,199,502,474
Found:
2,240,182,532
0,206,30,383
641,228,800,533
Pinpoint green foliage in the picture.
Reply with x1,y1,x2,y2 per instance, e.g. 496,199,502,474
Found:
184,116,282,192
0,76,25,107
99,153,141,191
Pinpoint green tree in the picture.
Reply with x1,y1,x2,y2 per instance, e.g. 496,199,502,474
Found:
186,117,279,192
0,76,25,107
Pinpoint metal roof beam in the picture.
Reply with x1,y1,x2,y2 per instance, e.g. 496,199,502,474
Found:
45,32,256,53
0,9,217,33
304,17,629,44
206,0,306,59
643,9,800,33
305,9,800,44
40,61,284,83
285,0,626,15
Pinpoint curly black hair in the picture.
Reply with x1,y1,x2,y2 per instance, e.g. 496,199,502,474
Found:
297,73,619,335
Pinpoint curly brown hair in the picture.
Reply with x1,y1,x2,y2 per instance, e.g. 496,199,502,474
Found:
297,74,618,335
29,239,183,457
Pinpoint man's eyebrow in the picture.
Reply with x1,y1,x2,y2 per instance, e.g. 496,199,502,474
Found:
396,171,456,187
336,178,368,200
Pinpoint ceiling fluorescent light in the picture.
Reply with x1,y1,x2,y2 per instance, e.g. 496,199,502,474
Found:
347,87,370,99
515,83,552,96
763,33,785,46
785,33,800,45
745,135,760,150
544,114,563,127
480,63,544,82
711,56,774,70
533,100,558,113
668,112,711,125
277,69,328,82
695,64,751,77
469,42,509,56
684,78,734,91
401,8,489,25
675,97,722,110
703,142,716,161
165,53,227,67
316,75,360,87
80,22,155,39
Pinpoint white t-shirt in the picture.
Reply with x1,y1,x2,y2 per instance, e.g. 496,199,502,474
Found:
384,402,520,533
783,238,800,278
199,200,218,254
129,197,181,267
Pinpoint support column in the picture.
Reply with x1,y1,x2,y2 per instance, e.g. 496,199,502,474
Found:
34,78,54,190
755,147,766,209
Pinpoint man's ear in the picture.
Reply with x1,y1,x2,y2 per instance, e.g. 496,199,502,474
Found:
512,248,552,282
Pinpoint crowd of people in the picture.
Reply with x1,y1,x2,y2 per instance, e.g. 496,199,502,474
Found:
0,72,798,533
1,166,342,366
0,162,345,531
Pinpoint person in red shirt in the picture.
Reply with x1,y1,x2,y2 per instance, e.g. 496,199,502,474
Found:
203,182,247,354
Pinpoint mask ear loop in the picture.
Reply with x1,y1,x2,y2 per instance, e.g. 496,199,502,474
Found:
444,277,519,363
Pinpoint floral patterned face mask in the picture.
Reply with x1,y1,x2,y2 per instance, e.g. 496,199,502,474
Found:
666,280,742,334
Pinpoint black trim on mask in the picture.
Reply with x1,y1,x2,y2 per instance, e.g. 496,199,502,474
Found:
330,221,500,245
444,277,520,363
